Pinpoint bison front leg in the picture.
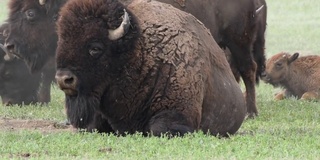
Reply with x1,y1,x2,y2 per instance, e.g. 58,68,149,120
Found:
147,110,194,137
87,112,114,133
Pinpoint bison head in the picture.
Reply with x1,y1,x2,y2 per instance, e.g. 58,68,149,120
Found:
261,52,299,86
0,22,42,106
4,0,67,73
55,0,136,129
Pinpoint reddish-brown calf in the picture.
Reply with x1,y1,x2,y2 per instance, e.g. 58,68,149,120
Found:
262,52,320,100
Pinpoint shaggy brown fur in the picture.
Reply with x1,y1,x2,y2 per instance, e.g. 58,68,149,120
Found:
146,0,268,118
262,52,320,100
56,0,246,136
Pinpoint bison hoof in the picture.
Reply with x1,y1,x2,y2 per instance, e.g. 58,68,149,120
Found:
246,112,258,119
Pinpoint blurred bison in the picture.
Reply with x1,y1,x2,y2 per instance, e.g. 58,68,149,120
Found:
55,0,246,136
0,23,42,105
262,52,320,100
154,0,268,118
0,22,55,106
3,0,63,103
4,0,66,72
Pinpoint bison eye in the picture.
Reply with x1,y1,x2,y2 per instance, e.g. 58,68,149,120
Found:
88,42,104,58
25,9,36,21
275,62,283,68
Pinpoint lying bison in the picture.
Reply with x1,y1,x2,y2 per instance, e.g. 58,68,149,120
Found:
262,52,320,100
55,0,247,136
0,22,55,106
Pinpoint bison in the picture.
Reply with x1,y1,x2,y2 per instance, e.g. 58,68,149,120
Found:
0,23,41,105
0,22,55,106
55,0,246,136
262,52,320,100
3,0,62,103
152,0,268,118
4,0,66,72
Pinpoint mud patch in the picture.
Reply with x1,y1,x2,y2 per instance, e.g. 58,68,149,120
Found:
0,118,75,133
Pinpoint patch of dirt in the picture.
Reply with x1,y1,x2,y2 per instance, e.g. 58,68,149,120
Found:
0,118,76,133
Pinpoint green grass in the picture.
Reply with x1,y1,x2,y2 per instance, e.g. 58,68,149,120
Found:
0,0,8,22
1,0,320,159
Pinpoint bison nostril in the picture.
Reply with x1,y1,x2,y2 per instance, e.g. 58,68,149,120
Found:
5,43,14,51
260,71,267,77
64,77,74,85
55,70,77,88
55,70,78,95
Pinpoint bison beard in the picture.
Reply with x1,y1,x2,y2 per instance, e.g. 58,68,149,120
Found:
65,95,99,130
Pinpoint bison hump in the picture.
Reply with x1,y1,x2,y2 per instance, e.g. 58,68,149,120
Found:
128,0,228,69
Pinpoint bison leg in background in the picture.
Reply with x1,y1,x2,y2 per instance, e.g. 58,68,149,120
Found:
148,110,194,136
37,72,53,103
227,42,258,118
252,24,266,83
37,58,56,104
224,48,241,82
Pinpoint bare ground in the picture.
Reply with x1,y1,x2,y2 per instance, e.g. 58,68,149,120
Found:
0,117,76,133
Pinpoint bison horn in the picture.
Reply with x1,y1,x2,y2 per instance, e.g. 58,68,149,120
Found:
108,9,131,40
0,43,15,61
256,5,264,13
39,0,46,5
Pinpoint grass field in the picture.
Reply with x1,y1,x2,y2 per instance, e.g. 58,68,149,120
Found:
1,0,320,159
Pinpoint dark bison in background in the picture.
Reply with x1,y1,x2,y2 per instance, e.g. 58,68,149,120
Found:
4,0,66,72
0,23,41,105
55,0,246,136
155,0,267,118
3,0,64,103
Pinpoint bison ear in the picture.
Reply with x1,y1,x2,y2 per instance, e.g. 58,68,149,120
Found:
288,53,299,64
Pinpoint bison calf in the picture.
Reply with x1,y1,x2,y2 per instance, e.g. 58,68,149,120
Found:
55,0,246,137
262,52,320,100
